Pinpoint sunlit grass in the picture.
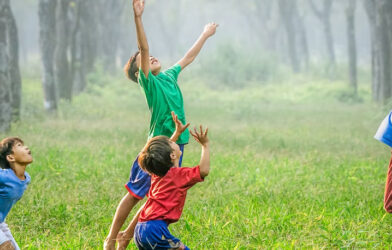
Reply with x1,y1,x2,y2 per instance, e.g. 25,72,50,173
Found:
1,74,390,248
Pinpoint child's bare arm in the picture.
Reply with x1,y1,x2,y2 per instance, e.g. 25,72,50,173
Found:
116,203,146,249
177,23,218,71
170,111,190,142
133,0,150,78
190,126,210,178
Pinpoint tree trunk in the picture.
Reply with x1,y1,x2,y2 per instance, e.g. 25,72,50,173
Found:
6,2,21,121
346,0,357,94
98,0,124,73
364,0,392,103
82,0,97,73
363,0,379,101
70,0,86,95
38,0,57,113
0,0,12,132
376,0,392,103
279,0,301,73
293,3,309,71
309,0,336,76
55,0,72,101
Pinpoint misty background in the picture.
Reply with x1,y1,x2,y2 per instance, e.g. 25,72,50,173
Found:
1,0,391,131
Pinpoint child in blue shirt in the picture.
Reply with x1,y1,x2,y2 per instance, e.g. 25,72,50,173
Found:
0,137,33,250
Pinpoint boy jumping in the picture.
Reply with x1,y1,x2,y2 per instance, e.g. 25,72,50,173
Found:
0,137,33,250
104,0,218,249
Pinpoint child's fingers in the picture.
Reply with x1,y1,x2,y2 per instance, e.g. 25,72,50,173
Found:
189,132,200,142
192,135,201,144
194,127,201,137
204,127,208,137
184,123,190,130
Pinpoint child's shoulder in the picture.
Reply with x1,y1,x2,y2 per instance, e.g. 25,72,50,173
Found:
0,168,13,181
168,166,198,175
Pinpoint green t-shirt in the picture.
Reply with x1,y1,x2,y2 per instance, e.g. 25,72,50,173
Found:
138,64,189,144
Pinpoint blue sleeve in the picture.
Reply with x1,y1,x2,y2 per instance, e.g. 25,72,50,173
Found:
163,64,181,83
0,170,8,184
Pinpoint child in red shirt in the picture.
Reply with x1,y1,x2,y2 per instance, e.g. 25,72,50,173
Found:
130,113,210,249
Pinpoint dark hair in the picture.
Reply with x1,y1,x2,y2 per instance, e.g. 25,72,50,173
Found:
138,136,174,177
0,137,23,169
124,51,140,83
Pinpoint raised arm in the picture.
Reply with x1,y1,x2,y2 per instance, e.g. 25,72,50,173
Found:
177,22,219,70
170,111,190,143
133,0,150,78
190,126,210,178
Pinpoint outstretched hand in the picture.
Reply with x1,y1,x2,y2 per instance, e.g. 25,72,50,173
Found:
171,111,190,135
133,0,145,17
190,125,209,146
203,22,219,37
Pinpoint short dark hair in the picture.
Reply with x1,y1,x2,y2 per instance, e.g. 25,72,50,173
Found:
124,51,140,83
0,137,23,169
138,136,174,177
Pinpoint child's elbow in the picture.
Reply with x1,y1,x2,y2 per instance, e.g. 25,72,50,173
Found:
200,169,210,178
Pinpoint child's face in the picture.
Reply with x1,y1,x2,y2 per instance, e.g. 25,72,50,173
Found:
169,141,182,162
136,54,161,75
9,142,33,165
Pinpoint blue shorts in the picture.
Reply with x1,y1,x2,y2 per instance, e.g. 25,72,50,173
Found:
125,144,185,199
134,220,189,250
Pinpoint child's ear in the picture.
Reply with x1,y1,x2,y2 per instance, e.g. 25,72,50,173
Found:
135,71,139,78
170,152,176,161
6,154,15,163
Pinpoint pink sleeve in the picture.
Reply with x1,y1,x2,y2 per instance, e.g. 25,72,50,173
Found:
384,153,392,213
174,166,204,189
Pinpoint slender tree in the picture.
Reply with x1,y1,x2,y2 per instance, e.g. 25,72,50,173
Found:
38,0,58,112
279,0,301,73
5,2,22,121
345,0,357,94
0,0,12,132
309,0,335,75
363,0,392,103
98,0,125,72
55,0,72,101
293,2,310,71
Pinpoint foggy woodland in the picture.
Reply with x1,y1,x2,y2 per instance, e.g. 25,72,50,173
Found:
1,0,392,132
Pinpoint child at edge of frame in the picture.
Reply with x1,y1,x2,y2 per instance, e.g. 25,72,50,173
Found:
374,111,392,212
0,137,33,250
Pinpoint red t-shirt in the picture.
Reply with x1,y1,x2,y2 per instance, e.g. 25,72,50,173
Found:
139,166,204,224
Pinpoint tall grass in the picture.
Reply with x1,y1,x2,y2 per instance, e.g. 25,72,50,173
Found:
1,72,390,249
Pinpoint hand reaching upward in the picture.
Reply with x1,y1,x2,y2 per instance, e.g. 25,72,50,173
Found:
190,125,209,146
203,22,219,38
133,0,145,17
172,111,190,135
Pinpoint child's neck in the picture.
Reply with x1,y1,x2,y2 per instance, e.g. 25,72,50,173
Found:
173,159,180,168
10,163,27,180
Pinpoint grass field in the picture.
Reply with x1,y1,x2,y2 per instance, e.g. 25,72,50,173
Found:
1,72,391,249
